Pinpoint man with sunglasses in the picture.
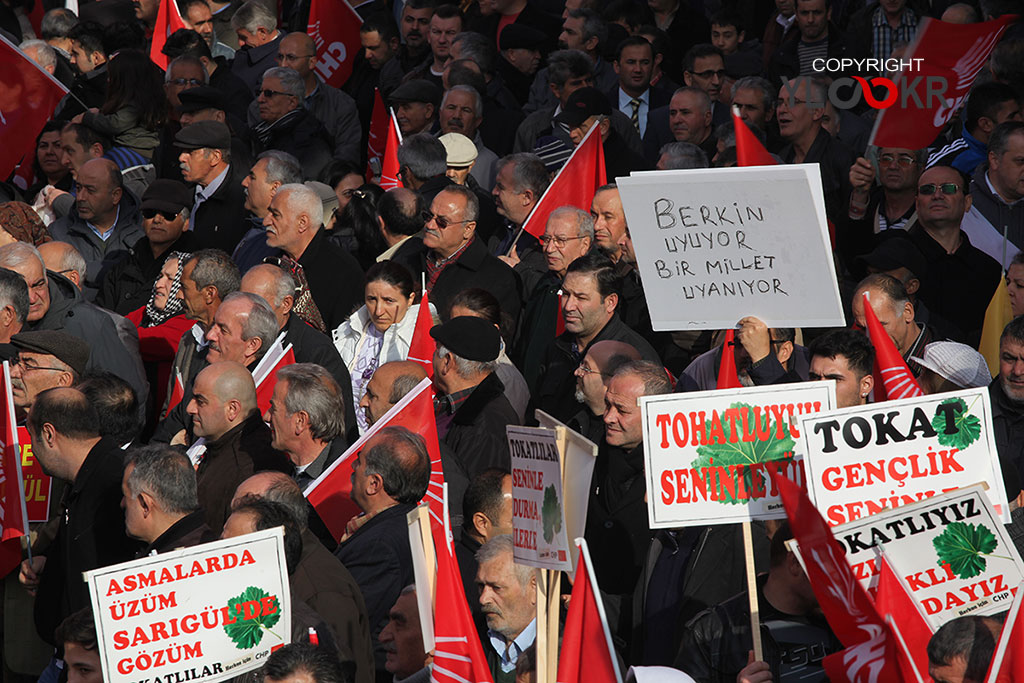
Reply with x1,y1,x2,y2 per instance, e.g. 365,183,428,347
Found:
844,147,927,263
908,165,1001,347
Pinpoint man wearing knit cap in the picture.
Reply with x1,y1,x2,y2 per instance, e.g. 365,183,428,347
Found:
431,316,519,478
9,330,90,412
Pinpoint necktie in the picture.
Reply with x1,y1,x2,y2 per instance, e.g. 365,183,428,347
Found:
630,97,642,133
279,255,326,332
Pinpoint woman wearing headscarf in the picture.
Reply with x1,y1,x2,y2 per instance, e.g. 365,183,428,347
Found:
125,251,193,426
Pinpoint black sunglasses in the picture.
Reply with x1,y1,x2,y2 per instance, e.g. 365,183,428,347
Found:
142,208,180,220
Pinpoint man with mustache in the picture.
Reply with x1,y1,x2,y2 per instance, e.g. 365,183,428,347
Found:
397,0,434,73
844,146,926,262
379,587,431,683
438,85,498,190
476,535,537,681
8,330,88,415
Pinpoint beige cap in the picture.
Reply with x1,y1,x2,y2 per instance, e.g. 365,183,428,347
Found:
439,132,478,167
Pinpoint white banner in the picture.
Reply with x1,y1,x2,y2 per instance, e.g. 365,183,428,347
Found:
800,388,1009,525
617,164,845,331
508,425,572,572
85,528,291,683
640,382,836,528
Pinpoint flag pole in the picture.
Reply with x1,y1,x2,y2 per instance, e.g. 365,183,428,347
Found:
742,521,763,662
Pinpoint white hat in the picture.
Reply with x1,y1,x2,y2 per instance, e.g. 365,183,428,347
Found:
439,132,478,167
627,666,698,683
911,341,992,389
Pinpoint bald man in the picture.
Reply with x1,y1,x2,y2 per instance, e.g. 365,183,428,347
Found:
241,263,357,440
185,361,291,533
48,157,143,302
231,472,375,683
245,32,361,164
570,340,642,444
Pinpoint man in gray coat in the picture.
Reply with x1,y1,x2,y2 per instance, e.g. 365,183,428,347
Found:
47,158,143,302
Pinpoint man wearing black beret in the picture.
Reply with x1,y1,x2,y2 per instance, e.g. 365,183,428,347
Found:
431,316,520,479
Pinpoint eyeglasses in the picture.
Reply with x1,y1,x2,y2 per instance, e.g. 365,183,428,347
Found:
878,154,917,167
142,208,180,220
277,53,314,61
168,78,203,87
422,211,471,229
541,235,586,248
256,88,293,98
690,69,726,80
918,183,961,196
11,357,66,372
577,363,609,378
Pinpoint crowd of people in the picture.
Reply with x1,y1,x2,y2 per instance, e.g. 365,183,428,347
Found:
0,0,1023,681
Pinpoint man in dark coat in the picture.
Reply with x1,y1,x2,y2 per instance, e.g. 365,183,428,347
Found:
184,361,292,533
334,426,431,682
122,444,217,555
455,469,512,632
262,184,364,332
251,67,333,181
990,316,1024,483
534,253,659,423
96,179,200,315
175,121,251,253
431,316,520,479
228,0,282,91
20,388,140,644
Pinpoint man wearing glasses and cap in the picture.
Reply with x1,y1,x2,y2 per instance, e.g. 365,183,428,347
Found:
907,165,1001,346
8,330,89,414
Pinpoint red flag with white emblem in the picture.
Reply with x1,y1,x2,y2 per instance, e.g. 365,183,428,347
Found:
0,362,28,577
380,109,403,190
150,0,188,70
306,0,362,88
861,292,924,401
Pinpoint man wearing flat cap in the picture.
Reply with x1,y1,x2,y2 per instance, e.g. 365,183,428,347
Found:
390,79,440,137
431,315,520,479
555,86,648,180
8,330,89,414
175,120,249,254
498,24,545,106
439,132,478,187
95,179,201,315
178,86,254,173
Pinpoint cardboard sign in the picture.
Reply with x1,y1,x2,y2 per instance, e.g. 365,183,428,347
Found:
17,426,50,522
535,410,598,573
86,528,292,683
820,485,1024,629
508,425,572,572
640,382,837,529
616,165,845,331
800,388,1009,526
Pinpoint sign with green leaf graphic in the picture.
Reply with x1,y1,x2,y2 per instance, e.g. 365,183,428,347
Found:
508,425,571,571
640,382,836,529
800,388,1009,527
798,484,1024,630
85,528,291,683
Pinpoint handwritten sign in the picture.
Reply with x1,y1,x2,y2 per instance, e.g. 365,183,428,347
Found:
86,528,291,683
640,382,836,528
18,426,50,522
800,388,1009,525
616,165,845,331
508,426,571,572
813,485,1024,629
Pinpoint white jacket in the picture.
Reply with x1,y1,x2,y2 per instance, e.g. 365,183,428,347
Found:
332,302,434,370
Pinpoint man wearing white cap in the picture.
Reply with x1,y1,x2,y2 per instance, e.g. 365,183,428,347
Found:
912,341,992,394
439,132,478,187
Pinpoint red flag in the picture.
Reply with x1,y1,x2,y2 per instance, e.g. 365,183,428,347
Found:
520,122,606,239
164,371,185,419
380,109,403,190
556,538,621,683
0,362,28,577
306,378,446,542
874,553,932,682
717,329,742,389
306,0,362,88
861,292,923,401
150,0,188,70
17,425,51,523
431,530,494,683
254,346,297,416
732,109,777,167
555,291,566,336
0,35,69,181
869,16,1016,151
821,627,907,683
366,88,389,179
406,295,435,378
984,581,1024,683
27,0,43,37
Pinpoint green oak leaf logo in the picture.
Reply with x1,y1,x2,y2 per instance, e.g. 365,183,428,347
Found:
690,402,795,505
223,586,281,649
541,484,562,544
932,521,1000,579
931,397,982,451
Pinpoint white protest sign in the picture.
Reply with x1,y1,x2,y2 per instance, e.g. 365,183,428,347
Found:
508,425,572,572
800,388,1009,525
820,484,1024,629
640,382,836,528
535,410,598,573
616,164,845,331
86,528,291,683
